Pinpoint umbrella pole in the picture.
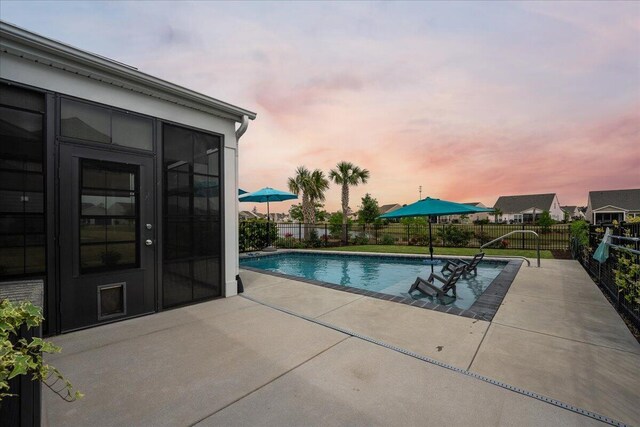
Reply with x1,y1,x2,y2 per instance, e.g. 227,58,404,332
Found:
429,218,434,272
266,200,271,248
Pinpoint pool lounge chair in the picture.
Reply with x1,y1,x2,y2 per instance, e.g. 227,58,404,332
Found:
441,252,484,276
408,265,465,298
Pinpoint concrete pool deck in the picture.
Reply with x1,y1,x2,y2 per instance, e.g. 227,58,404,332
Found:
43,259,639,426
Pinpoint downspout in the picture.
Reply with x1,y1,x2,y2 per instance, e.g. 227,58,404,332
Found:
235,115,249,293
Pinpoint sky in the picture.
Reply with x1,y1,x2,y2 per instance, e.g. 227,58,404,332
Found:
2,1,639,213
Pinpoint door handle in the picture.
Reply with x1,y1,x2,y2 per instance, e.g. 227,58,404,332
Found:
145,239,153,246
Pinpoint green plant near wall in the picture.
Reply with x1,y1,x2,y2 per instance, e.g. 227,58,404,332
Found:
570,220,589,247
0,299,82,402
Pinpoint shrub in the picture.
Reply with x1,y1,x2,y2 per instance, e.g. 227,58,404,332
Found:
328,212,351,239
570,220,589,247
351,235,369,245
474,231,491,245
380,234,395,245
239,220,277,251
536,211,555,233
305,229,322,248
437,225,473,247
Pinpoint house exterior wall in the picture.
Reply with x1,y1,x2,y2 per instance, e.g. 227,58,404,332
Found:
0,21,258,334
1,52,241,298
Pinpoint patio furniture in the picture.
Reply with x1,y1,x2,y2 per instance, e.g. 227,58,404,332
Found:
408,265,465,298
441,252,484,276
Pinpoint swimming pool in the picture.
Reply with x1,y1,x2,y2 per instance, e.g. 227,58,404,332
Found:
240,251,521,317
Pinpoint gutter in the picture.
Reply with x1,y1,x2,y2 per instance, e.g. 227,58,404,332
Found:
0,20,257,122
235,115,250,293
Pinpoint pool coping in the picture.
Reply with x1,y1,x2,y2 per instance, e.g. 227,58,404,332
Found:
240,250,523,321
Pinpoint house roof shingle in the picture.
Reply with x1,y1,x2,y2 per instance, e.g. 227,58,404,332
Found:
493,193,556,214
589,189,640,211
379,204,402,215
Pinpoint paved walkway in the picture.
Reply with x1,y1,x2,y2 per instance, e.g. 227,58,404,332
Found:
43,259,639,426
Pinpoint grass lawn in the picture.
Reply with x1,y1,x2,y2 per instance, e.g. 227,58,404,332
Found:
320,245,555,259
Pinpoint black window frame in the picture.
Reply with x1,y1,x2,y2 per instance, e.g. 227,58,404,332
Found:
161,122,223,308
57,95,156,154
78,159,140,274
0,83,47,279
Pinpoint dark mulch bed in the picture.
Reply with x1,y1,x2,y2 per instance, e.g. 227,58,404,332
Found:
551,250,572,259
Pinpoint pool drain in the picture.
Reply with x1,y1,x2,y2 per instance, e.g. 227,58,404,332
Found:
241,293,627,427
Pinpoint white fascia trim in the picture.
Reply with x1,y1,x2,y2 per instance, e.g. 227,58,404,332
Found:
592,205,628,212
0,21,256,122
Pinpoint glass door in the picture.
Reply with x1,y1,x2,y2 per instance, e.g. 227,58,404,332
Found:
58,144,155,331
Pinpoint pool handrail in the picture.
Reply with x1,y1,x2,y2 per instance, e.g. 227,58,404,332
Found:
480,230,540,267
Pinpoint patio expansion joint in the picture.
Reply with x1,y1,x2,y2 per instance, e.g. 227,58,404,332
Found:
490,321,640,356
466,322,492,371
189,335,351,427
313,295,366,319
240,293,628,427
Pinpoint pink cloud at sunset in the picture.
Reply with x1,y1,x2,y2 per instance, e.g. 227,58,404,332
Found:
3,1,638,214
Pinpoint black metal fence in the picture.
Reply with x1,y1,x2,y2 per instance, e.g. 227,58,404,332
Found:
574,223,640,330
239,221,571,252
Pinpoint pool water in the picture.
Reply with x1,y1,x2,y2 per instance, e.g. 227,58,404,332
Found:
240,252,507,310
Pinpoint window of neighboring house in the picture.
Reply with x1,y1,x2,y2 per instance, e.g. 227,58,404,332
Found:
0,83,46,278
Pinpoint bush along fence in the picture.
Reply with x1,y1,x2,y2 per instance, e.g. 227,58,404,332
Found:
573,222,640,331
239,220,571,252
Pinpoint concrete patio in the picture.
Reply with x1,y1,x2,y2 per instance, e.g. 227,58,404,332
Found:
43,259,639,426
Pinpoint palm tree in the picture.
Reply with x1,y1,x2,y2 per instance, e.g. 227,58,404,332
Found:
493,208,503,223
288,166,329,237
329,161,370,243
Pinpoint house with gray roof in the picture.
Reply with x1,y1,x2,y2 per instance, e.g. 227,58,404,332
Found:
439,202,491,223
379,204,402,216
586,189,640,224
561,206,585,221
492,193,563,223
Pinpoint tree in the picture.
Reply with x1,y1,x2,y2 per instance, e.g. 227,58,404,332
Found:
328,212,352,238
289,202,327,222
358,193,380,224
287,166,329,237
537,210,554,232
329,161,370,243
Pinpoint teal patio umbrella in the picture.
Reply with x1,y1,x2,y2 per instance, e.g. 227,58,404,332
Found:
379,197,493,269
238,188,248,195
239,187,298,250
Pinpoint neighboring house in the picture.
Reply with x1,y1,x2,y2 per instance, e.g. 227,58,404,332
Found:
561,206,585,221
586,189,640,224
439,202,490,223
379,204,402,216
0,22,256,335
492,193,564,223
239,210,259,220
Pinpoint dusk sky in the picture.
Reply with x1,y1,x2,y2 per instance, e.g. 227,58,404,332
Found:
2,1,639,213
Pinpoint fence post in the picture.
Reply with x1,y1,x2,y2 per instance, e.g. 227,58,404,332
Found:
521,223,525,249
407,224,410,244
298,222,302,243
375,224,378,244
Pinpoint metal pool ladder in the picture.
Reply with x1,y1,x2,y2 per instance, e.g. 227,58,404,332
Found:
480,230,540,267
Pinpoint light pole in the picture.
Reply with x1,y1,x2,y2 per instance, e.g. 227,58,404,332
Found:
419,185,422,200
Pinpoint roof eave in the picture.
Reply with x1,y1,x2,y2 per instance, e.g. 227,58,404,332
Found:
0,21,256,122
